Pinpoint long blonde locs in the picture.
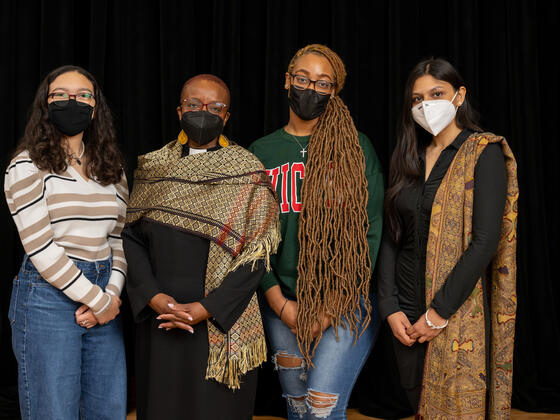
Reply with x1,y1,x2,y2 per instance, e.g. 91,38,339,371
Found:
289,44,372,366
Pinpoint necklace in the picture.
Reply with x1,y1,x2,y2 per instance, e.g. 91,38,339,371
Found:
288,133,308,158
69,141,85,165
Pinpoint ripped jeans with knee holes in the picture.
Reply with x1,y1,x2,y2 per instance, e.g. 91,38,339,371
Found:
261,294,380,420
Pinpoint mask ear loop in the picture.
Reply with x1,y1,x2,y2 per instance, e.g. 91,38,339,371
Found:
450,90,459,108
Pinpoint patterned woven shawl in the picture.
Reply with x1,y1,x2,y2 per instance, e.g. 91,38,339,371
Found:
126,139,280,389
419,133,518,419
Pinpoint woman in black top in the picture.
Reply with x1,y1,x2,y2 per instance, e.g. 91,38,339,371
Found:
378,58,516,417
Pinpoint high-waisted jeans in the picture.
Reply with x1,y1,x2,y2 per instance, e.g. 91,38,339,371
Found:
8,255,126,420
261,295,380,420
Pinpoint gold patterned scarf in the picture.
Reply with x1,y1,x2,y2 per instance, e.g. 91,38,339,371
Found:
419,133,518,419
126,139,280,389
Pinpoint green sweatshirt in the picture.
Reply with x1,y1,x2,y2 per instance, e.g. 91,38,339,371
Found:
248,128,384,299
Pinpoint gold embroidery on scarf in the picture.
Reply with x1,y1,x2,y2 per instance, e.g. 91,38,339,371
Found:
419,133,518,419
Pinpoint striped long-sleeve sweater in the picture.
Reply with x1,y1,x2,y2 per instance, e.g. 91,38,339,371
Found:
4,151,128,316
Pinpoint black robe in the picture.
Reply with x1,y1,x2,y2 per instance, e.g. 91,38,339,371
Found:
123,198,265,419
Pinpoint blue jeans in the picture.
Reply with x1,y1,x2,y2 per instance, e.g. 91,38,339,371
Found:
262,295,380,420
8,255,126,420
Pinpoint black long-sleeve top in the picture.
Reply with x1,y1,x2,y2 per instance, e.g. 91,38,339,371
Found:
378,130,507,322
123,218,264,333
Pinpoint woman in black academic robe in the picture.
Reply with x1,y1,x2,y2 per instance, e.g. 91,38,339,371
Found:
122,73,276,420
123,217,263,420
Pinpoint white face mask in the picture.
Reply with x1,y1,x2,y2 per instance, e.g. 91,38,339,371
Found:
411,91,458,136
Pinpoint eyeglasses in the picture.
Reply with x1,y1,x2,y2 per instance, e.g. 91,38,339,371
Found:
181,98,228,115
48,92,95,107
290,74,335,95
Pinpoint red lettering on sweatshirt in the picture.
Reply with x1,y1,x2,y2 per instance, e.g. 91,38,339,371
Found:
291,163,304,212
280,163,290,213
266,167,280,191
267,162,306,214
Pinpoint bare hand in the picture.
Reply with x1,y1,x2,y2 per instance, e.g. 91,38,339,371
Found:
308,314,331,338
264,285,298,331
281,300,298,331
75,304,98,329
95,295,121,325
157,302,211,333
407,310,445,343
387,311,416,346
149,293,178,315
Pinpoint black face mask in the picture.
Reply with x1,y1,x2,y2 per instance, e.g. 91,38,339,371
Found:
288,86,330,121
48,100,93,136
180,110,224,146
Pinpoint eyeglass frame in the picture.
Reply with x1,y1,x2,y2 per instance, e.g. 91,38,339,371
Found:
47,91,96,107
289,73,336,95
180,97,229,115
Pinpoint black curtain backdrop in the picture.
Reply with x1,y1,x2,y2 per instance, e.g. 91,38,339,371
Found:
1,1,559,418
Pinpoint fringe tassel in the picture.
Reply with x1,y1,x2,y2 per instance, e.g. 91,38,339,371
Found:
205,219,278,390
205,337,268,390
229,218,282,273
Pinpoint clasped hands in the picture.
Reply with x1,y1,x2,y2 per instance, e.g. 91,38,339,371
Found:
279,299,331,338
264,286,330,338
150,292,211,333
387,309,446,346
75,295,122,329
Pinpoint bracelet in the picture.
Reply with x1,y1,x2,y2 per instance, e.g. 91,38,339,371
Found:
425,309,448,330
278,298,289,321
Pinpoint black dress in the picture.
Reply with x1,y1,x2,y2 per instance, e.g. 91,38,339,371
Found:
377,130,508,407
123,147,265,420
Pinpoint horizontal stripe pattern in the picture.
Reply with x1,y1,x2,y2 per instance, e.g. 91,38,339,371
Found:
4,152,128,311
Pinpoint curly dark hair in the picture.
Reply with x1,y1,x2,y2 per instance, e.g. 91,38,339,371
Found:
14,65,124,186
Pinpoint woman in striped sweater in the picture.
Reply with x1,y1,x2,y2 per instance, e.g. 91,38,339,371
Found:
5,65,128,420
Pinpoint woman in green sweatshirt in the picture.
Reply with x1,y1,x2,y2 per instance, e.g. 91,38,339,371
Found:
248,44,384,420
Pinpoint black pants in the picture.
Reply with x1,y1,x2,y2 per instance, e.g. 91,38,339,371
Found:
392,337,427,412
